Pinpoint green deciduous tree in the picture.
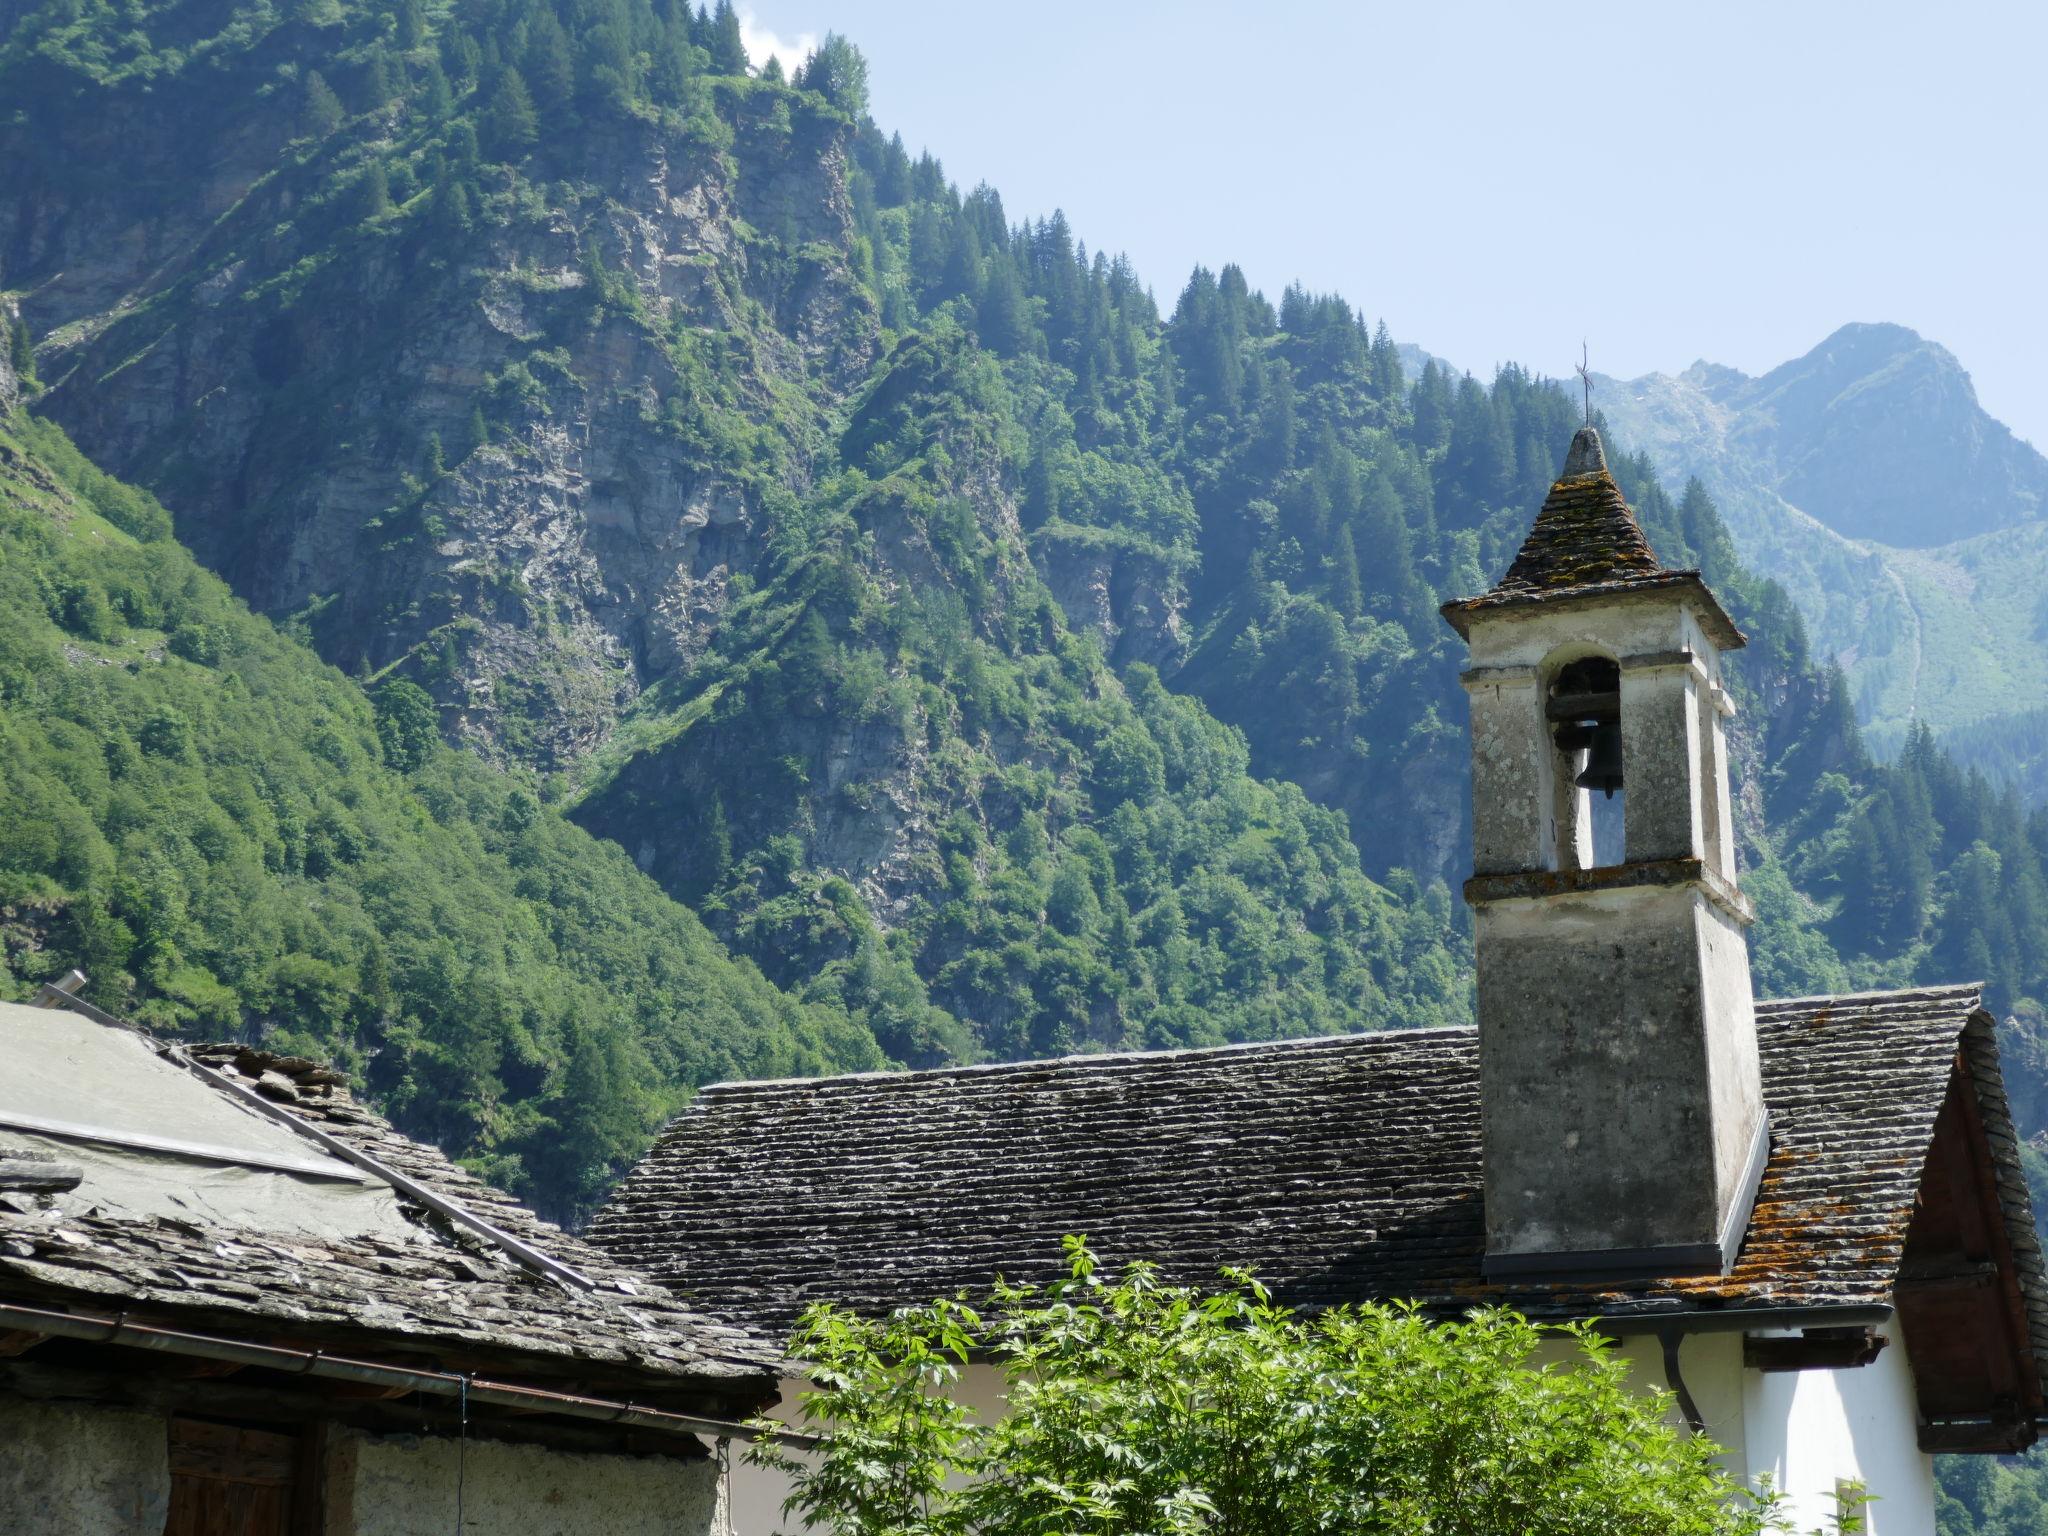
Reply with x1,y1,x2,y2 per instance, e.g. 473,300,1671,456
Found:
756,1241,1855,1536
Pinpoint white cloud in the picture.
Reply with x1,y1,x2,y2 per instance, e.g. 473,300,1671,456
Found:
739,11,817,78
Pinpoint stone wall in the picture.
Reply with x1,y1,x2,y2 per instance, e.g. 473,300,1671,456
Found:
0,1397,729,1536
326,1426,728,1536
0,1397,169,1536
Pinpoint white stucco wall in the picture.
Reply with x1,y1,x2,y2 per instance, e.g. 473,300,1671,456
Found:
326,1426,728,1536
733,1329,1935,1536
1742,1322,1934,1536
0,1397,169,1536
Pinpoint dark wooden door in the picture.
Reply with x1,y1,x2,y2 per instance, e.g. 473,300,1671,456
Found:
163,1418,296,1536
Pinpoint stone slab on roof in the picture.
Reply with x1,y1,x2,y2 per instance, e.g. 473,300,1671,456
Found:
592,984,2048,1382
0,1021,779,1392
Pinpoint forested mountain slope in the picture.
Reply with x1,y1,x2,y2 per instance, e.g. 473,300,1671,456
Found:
5,0,2046,1166
0,351,880,1220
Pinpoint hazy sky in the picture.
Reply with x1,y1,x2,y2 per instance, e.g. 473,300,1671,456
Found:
740,0,2048,447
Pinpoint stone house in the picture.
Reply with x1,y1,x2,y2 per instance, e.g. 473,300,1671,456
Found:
591,427,2048,1535
0,985,786,1535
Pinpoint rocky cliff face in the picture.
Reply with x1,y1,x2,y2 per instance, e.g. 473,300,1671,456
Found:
10,84,877,767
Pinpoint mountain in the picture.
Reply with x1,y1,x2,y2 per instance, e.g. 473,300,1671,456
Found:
5,0,2048,1289
1590,324,2048,770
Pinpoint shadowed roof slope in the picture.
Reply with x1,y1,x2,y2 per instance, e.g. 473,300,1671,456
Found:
1439,425,1744,647
591,984,2048,1388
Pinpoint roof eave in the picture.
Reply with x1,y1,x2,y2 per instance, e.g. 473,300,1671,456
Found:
1440,571,1746,650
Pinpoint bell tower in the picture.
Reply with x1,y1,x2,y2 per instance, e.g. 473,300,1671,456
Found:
1441,425,1766,1279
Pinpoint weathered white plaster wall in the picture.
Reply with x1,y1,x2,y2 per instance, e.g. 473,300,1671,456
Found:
1742,1322,1934,1536
0,1396,169,1536
326,1426,728,1536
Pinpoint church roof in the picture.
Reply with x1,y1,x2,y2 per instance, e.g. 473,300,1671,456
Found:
1439,426,1745,648
591,984,2048,1390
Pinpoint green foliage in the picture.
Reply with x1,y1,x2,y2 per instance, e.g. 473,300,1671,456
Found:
485,67,539,157
301,69,344,138
372,678,439,772
0,414,879,1221
757,1240,1856,1536
794,34,868,118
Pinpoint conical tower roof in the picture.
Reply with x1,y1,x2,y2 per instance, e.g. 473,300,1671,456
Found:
1440,426,1744,648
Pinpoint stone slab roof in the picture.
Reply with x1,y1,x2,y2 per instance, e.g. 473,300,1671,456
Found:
1439,426,1744,648
592,984,2048,1379
0,1023,779,1394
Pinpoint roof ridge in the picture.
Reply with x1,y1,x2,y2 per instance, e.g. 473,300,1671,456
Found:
1756,981,1984,1010
695,982,1988,1102
697,1024,1482,1097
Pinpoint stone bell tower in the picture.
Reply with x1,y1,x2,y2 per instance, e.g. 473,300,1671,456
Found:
1440,425,1766,1279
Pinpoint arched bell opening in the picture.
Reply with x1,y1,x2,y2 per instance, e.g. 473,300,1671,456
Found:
1543,654,1623,870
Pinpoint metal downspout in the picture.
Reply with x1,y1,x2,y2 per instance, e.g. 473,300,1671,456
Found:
1658,1325,1707,1435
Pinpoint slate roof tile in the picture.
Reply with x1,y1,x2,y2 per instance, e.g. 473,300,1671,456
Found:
592,983,2048,1387
0,1035,779,1389
1438,426,1743,647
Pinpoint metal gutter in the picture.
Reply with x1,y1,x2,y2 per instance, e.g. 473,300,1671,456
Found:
30,977,596,1294
1657,1326,1706,1435
1586,1303,1895,1338
0,1301,812,1449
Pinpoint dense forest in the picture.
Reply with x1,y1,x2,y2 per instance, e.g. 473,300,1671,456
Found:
2,3,2046,1524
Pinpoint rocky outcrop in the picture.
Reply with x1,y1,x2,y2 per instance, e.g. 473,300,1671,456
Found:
1034,526,1189,670
9,88,877,767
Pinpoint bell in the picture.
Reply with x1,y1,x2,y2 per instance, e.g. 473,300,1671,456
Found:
1575,718,1625,798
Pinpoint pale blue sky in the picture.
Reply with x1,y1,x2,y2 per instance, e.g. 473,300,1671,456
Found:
741,0,2048,448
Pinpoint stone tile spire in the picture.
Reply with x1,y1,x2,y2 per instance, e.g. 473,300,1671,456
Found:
1440,424,1743,648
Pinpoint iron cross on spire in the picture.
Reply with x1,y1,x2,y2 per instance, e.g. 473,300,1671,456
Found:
1575,342,1593,425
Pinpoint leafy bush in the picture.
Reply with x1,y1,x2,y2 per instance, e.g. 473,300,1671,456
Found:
758,1240,1860,1536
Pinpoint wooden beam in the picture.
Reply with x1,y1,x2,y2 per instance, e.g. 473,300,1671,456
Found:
1919,1413,2039,1455
0,1330,45,1358
1744,1327,1888,1373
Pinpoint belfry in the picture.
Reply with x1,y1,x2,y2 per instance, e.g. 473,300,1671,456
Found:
1440,424,1765,1277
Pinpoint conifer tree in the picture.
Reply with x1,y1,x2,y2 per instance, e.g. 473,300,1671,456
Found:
356,160,390,221
796,33,867,115
524,8,575,118
485,67,540,157
1357,478,1412,598
417,56,453,119
704,0,747,74
8,313,34,388
647,16,698,108
1329,525,1363,621
301,69,344,136
358,46,395,110
976,256,1030,358
396,0,427,49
